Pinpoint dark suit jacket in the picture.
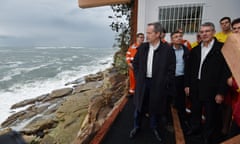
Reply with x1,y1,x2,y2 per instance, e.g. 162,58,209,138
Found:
185,38,231,101
133,41,176,115
170,44,190,97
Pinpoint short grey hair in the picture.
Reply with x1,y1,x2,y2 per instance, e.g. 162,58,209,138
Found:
147,22,163,33
201,22,215,31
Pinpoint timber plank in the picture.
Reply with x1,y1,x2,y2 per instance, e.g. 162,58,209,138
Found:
78,0,130,8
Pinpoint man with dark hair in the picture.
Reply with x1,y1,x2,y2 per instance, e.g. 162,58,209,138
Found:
170,31,190,135
185,22,230,144
129,22,176,143
160,28,168,44
232,18,240,33
176,28,192,50
215,17,232,43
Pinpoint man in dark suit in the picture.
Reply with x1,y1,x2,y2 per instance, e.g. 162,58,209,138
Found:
184,22,231,144
170,31,190,134
129,22,176,143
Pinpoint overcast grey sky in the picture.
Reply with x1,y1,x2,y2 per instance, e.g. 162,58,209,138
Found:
0,0,115,48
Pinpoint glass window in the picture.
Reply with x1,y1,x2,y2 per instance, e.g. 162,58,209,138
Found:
159,4,203,33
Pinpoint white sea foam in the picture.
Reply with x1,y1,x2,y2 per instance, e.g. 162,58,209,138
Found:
34,46,85,50
0,49,11,53
0,75,15,82
0,55,114,126
0,70,21,82
72,55,78,59
62,57,74,62
70,46,84,49
5,61,24,68
0,63,52,82
34,46,57,50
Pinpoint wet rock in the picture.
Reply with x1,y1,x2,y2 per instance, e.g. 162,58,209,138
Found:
11,94,49,109
49,88,73,99
1,111,26,127
84,71,104,82
22,135,37,143
73,81,103,94
40,134,56,144
0,127,12,135
88,94,105,123
74,68,128,144
74,123,98,144
21,117,57,135
1,67,128,144
65,77,84,86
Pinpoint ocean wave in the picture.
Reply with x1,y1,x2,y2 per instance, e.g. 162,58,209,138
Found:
70,46,84,49
72,55,78,59
34,46,57,49
62,57,74,62
0,54,114,124
0,61,24,68
0,74,15,82
0,63,52,82
97,57,113,65
0,49,11,53
34,46,85,50
0,70,21,82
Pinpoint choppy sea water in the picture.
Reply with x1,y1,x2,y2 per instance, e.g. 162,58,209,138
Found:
0,46,117,125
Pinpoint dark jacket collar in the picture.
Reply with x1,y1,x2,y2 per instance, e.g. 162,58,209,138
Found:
195,37,223,58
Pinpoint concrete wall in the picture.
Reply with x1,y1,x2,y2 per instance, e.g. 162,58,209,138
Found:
137,0,240,43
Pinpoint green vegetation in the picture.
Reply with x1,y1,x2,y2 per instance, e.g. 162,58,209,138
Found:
109,3,133,74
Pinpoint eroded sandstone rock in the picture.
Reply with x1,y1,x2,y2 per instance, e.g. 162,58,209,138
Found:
0,67,128,144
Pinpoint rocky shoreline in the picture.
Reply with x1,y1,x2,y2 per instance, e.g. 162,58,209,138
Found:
0,67,128,144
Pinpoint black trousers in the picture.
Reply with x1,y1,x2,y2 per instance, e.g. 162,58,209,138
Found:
174,76,186,116
191,97,222,143
174,75,189,131
229,120,240,138
133,78,159,129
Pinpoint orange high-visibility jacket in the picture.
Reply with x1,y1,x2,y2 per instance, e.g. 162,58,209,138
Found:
126,43,139,94
182,39,192,50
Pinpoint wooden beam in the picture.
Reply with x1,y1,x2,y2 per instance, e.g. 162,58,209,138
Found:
171,106,185,144
221,134,240,144
89,97,128,144
78,0,131,8
130,0,138,44
222,33,240,86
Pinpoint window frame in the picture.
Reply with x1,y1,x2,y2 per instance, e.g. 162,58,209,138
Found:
158,4,203,33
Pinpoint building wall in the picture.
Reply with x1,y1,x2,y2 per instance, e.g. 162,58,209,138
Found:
137,0,240,42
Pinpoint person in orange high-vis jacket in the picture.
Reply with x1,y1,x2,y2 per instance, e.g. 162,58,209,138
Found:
126,33,144,97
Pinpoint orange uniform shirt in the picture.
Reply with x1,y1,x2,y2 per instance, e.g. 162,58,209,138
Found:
126,43,140,94
182,39,192,50
126,43,139,64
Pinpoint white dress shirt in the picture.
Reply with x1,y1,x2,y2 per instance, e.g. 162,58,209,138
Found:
198,39,215,79
146,41,160,78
